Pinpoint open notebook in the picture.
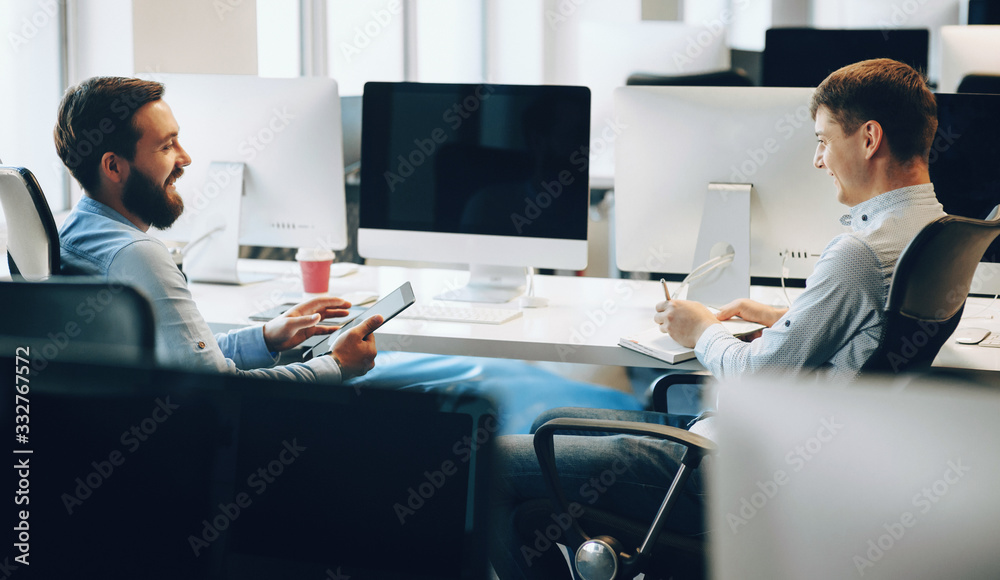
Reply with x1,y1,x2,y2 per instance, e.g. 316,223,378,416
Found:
620,309,765,364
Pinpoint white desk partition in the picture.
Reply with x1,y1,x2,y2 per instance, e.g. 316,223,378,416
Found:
188,261,1000,374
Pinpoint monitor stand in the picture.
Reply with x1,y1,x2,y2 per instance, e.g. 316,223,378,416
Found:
686,183,751,307
182,162,274,285
435,264,526,303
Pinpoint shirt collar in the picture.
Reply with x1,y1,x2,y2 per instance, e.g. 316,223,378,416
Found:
75,196,141,231
843,183,936,231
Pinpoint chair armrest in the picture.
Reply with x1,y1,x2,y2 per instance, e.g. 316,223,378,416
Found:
534,417,716,455
532,417,716,548
649,373,709,414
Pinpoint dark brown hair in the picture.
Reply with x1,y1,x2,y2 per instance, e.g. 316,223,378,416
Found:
810,58,937,163
54,77,165,193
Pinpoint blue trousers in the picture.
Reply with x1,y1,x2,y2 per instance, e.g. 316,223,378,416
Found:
343,352,644,435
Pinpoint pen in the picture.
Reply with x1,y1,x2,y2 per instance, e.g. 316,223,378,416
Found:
660,278,671,301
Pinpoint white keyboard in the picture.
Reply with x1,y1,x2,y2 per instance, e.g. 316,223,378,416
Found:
980,332,1000,348
397,303,523,325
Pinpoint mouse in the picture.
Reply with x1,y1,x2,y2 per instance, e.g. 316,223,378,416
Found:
953,327,991,345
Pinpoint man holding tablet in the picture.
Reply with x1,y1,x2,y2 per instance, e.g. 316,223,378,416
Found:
55,76,382,383
53,76,641,435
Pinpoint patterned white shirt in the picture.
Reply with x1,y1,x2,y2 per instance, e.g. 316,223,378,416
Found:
694,183,947,382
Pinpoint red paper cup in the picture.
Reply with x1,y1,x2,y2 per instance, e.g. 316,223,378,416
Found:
296,248,335,294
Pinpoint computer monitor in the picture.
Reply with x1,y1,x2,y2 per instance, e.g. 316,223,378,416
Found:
929,92,1000,295
939,25,1000,93
146,74,348,253
762,28,930,88
615,86,1000,297
614,86,846,287
4,356,497,579
359,82,591,302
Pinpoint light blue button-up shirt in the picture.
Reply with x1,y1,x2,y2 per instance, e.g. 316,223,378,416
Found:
59,196,342,383
694,184,947,382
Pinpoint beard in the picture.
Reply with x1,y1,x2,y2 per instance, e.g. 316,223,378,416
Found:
121,165,185,230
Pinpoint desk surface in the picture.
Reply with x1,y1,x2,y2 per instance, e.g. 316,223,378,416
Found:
189,261,1000,373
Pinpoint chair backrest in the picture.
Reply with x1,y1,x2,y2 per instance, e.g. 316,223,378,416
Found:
863,214,1000,374
957,73,1000,94
0,278,157,369
0,166,60,279
626,68,754,87
10,355,498,578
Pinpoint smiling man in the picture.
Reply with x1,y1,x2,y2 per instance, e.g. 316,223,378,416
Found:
654,58,947,382
490,59,949,579
55,76,380,381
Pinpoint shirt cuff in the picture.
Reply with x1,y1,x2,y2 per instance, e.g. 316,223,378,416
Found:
305,353,344,384
222,326,280,370
694,323,733,361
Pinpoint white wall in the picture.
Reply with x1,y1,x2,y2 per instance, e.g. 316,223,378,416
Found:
326,0,406,96
68,0,133,83
414,0,484,83
0,0,67,210
257,0,300,77
486,0,545,85
132,0,258,75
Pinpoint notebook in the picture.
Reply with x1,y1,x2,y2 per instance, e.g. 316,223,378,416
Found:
4,356,498,579
619,310,765,364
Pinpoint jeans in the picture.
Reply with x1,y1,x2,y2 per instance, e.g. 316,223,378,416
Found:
343,352,644,435
489,407,711,579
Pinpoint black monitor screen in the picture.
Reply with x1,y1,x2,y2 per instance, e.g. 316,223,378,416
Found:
931,92,1000,263
361,82,590,241
762,28,930,87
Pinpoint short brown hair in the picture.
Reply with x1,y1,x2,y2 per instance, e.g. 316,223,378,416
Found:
810,58,937,163
54,77,165,193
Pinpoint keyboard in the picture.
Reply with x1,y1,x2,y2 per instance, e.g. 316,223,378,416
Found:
397,303,523,325
979,332,1000,348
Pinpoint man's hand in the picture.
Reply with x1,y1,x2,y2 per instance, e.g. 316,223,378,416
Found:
653,299,720,347
263,296,352,352
330,315,382,380
715,298,787,328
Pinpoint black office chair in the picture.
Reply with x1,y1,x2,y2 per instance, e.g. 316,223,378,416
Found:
957,73,1000,94
0,165,60,279
861,214,1000,373
0,278,157,368
531,213,1000,580
626,68,754,87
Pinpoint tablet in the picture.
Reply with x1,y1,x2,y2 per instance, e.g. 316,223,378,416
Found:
304,281,415,358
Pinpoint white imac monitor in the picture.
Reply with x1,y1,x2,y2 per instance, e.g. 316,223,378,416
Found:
939,25,1000,92
358,82,590,303
147,74,347,253
614,86,847,286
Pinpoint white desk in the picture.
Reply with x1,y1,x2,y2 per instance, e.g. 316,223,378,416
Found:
188,261,1000,373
